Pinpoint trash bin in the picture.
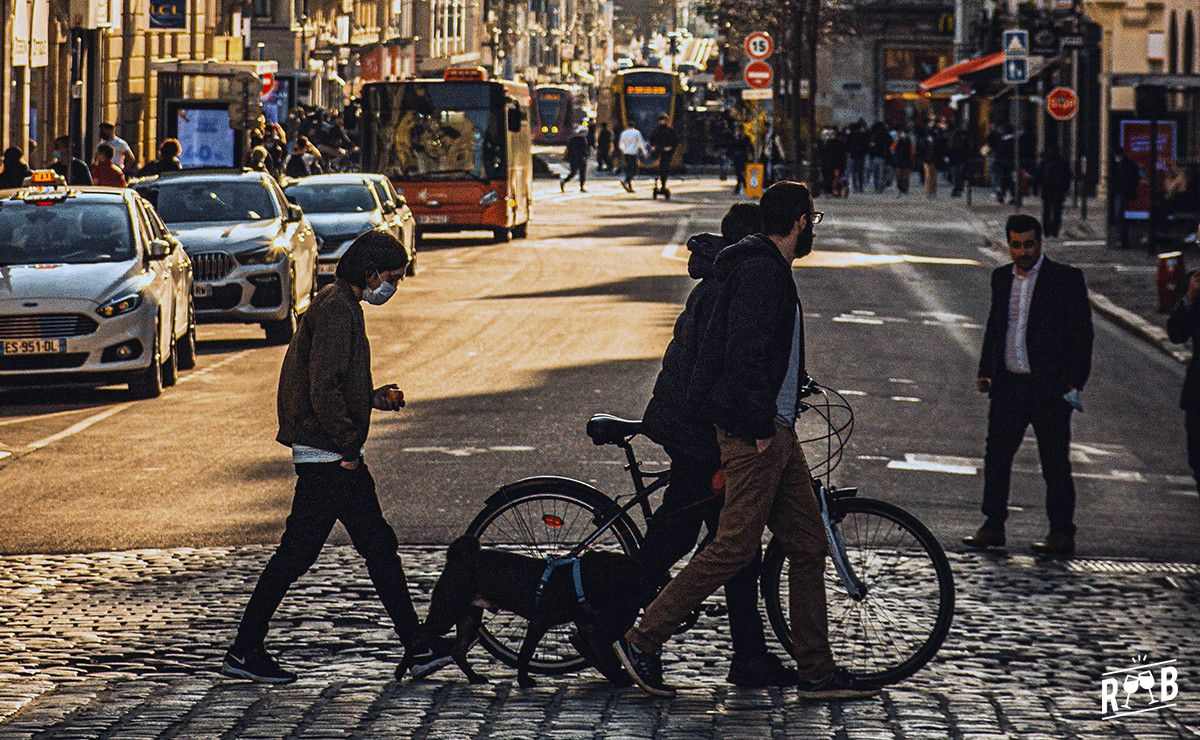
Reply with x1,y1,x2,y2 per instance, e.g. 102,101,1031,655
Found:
1157,250,1185,313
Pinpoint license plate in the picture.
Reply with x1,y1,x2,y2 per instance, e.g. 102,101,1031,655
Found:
418,215,449,225
0,339,66,355
193,283,212,298
318,262,338,274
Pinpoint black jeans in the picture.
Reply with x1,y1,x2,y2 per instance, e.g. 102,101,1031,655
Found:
656,153,671,190
635,448,768,659
982,377,1077,535
562,159,587,188
849,156,865,192
232,461,419,653
1186,410,1200,494
1043,193,1065,237
622,155,639,186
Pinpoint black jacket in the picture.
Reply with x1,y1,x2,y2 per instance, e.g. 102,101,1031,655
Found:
642,234,726,464
649,124,680,155
51,157,93,185
276,281,374,459
1167,277,1199,411
978,257,1094,395
1037,153,1072,197
565,134,590,164
688,234,805,443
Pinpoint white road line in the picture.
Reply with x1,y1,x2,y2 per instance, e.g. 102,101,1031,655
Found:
890,396,922,403
886,454,978,475
0,406,99,427
836,389,866,396
0,450,10,460
26,403,134,451
660,214,693,261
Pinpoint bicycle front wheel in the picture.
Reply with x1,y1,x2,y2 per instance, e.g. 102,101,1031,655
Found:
463,479,642,675
761,497,954,685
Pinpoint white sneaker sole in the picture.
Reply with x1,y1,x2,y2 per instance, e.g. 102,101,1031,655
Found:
220,661,297,685
610,641,676,699
408,654,455,681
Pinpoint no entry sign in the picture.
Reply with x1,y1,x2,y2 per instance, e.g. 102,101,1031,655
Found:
1046,86,1079,120
744,60,773,89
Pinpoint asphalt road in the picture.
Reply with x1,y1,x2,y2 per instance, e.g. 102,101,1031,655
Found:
1,175,1195,561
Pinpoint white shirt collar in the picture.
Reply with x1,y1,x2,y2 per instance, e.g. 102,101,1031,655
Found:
1013,252,1045,278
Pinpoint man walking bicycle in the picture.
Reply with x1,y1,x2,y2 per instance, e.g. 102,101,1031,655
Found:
614,181,878,700
222,232,450,683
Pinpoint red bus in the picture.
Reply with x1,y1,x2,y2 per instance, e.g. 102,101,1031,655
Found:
361,68,532,243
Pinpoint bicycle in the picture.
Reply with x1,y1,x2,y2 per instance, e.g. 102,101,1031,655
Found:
464,382,955,686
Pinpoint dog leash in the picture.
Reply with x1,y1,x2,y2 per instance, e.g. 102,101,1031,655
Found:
534,557,598,617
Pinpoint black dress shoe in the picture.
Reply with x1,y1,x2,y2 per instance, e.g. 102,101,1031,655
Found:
962,525,1006,550
1031,533,1075,556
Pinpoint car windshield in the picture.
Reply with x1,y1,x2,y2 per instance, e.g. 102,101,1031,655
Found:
0,199,134,265
284,183,377,214
365,82,506,181
137,180,277,223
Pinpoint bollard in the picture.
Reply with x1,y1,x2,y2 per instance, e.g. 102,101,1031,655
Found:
1157,251,1185,313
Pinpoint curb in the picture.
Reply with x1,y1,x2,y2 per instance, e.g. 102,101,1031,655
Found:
982,237,1191,365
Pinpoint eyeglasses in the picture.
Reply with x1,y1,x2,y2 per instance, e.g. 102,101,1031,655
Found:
809,211,824,225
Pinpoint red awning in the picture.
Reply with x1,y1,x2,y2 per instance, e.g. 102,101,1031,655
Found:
918,51,1004,93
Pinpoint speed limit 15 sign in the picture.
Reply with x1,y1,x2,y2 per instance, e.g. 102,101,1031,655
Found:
745,32,773,60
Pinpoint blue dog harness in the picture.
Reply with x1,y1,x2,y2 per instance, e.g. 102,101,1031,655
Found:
534,556,597,616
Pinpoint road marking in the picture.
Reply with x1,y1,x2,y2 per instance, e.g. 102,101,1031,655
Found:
832,315,883,325
856,454,889,461
27,403,134,451
0,450,10,460
0,406,101,427
490,445,537,452
886,453,978,475
836,389,866,396
888,378,914,384
660,215,694,261
890,396,922,403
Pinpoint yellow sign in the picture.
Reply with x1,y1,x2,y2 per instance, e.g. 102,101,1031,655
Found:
745,164,765,198
627,85,668,95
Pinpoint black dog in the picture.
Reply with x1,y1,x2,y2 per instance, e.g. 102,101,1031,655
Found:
397,536,641,688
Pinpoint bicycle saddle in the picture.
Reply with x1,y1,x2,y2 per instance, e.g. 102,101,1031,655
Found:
586,414,643,446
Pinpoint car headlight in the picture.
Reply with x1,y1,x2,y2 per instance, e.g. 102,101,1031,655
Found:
237,246,287,265
97,293,142,318
480,190,501,206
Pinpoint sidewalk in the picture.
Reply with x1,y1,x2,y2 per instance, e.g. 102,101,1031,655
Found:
961,188,1194,364
1,545,1197,737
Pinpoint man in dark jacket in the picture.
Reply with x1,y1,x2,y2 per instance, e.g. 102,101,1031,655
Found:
648,114,680,195
846,120,869,193
1037,145,1072,238
1168,270,1200,494
730,129,754,195
223,232,450,684
596,123,613,171
965,214,1094,555
49,136,92,185
617,182,876,701
1110,147,1142,249
637,203,796,687
560,125,590,192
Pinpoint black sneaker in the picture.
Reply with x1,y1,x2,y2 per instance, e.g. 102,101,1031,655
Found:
220,647,297,685
727,653,800,687
796,667,879,700
612,638,676,698
402,636,458,681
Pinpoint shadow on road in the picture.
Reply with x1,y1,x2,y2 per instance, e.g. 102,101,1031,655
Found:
0,385,129,412
484,274,693,304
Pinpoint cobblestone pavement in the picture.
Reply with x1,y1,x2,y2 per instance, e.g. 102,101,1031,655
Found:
1,545,1197,738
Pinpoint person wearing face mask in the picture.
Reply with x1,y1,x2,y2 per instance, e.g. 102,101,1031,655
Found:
222,231,452,684
49,136,93,185
615,182,879,701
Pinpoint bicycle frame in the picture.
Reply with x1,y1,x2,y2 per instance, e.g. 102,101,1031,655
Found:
566,439,668,558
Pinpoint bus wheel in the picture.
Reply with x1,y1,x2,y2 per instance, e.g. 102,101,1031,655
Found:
492,228,511,243
512,222,528,239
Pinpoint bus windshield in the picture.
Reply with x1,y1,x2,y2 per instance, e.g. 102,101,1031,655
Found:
366,82,505,181
623,73,673,138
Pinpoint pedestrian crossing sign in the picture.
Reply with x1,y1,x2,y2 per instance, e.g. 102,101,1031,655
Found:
1004,30,1029,57
1004,58,1029,83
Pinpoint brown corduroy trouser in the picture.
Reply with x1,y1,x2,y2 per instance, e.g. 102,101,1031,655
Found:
627,421,835,679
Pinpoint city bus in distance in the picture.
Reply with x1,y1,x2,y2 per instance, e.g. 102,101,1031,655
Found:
361,67,532,243
601,68,689,165
532,85,583,145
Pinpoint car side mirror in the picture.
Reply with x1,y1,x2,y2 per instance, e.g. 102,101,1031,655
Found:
508,108,524,133
148,238,171,260
287,203,304,222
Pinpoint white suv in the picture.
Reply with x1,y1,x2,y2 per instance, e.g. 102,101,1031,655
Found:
0,173,195,398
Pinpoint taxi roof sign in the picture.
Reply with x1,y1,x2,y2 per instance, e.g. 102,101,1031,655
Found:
27,170,65,186
444,66,488,81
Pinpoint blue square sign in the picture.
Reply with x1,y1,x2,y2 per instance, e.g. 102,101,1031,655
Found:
1004,57,1029,83
1004,30,1029,57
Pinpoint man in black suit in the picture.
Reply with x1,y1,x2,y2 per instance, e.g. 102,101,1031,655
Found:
964,214,1094,555
1168,270,1200,494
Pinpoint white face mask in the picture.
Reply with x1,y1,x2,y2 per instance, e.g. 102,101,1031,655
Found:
362,272,397,305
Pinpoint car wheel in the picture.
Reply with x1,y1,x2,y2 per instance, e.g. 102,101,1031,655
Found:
265,272,298,345
405,254,416,277
512,222,528,239
177,305,197,370
161,333,178,388
492,227,511,243
128,324,163,399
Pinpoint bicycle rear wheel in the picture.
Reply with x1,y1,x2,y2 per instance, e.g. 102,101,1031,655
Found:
464,479,642,675
761,497,954,685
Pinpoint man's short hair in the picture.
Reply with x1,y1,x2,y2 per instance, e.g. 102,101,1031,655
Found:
95,142,115,159
1005,213,1042,242
336,230,408,288
759,181,812,236
160,138,181,158
721,203,762,244
54,135,71,148
99,122,114,131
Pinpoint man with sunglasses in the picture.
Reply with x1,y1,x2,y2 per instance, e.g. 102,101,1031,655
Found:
615,182,878,700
